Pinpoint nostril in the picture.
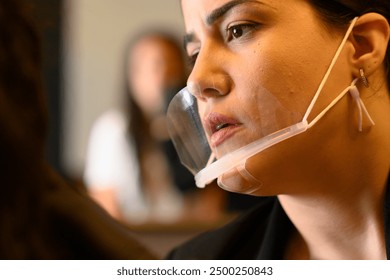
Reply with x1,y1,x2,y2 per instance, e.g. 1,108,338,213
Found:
187,81,227,101
187,82,205,100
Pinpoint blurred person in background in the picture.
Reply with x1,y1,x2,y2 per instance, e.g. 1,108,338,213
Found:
0,0,155,259
84,30,229,224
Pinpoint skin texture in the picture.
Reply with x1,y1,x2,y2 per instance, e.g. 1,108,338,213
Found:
181,0,390,259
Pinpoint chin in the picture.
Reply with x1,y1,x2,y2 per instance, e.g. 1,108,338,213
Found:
216,167,266,196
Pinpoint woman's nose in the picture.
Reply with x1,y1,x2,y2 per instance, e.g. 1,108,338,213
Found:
186,44,231,100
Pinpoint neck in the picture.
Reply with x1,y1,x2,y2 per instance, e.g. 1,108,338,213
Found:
279,170,388,259
282,82,390,259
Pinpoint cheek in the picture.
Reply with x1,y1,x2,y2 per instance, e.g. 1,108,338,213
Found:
196,99,207,121
233,57,306,138
245,44,327,119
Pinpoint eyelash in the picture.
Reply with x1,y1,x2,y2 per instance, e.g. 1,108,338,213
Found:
226,22,258,42
186,23,259,67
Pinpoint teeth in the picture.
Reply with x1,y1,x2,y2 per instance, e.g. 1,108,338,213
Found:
216,123,229,131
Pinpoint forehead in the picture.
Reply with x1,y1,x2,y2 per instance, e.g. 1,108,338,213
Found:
132,37,167,53
180,0,311,41
180,0,310,48
131,37,177,59
180,0,281,24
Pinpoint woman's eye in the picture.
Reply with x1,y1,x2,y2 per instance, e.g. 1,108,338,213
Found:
226,23,256,41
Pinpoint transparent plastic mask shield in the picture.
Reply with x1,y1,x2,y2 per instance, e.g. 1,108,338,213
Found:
167,17,358,189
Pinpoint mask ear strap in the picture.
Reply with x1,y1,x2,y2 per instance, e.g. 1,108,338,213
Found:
303,17,359,124
306,78,375,131
307,82,353,129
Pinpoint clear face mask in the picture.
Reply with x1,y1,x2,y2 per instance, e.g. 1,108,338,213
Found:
167,17,373,191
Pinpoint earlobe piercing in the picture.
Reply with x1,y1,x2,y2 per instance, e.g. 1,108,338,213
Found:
359,68,369,88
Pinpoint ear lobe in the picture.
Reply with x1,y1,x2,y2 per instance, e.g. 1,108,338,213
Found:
349,13,390,76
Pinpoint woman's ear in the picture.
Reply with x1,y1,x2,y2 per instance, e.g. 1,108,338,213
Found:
349,13,389,77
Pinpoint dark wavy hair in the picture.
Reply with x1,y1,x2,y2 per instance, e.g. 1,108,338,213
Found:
0,0,50,257
309,0,390,88
0,1,47,160
0,0,47,172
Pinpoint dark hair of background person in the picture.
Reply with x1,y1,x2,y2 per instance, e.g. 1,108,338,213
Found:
0,0,155,259
122,30,196,194
308,0,390,89
125,30,186,162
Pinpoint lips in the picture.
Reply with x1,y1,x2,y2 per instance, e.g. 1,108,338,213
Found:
204,112,241,147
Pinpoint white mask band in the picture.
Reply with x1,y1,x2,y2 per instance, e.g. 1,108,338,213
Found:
303,17,358,123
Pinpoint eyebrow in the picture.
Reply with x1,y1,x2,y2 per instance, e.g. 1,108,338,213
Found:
206,0,259,25
183,0,267,49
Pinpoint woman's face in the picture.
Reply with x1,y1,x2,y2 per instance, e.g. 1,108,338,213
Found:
181,0,354,193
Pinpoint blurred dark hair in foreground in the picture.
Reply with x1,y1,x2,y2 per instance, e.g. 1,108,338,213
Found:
0,0,155,259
